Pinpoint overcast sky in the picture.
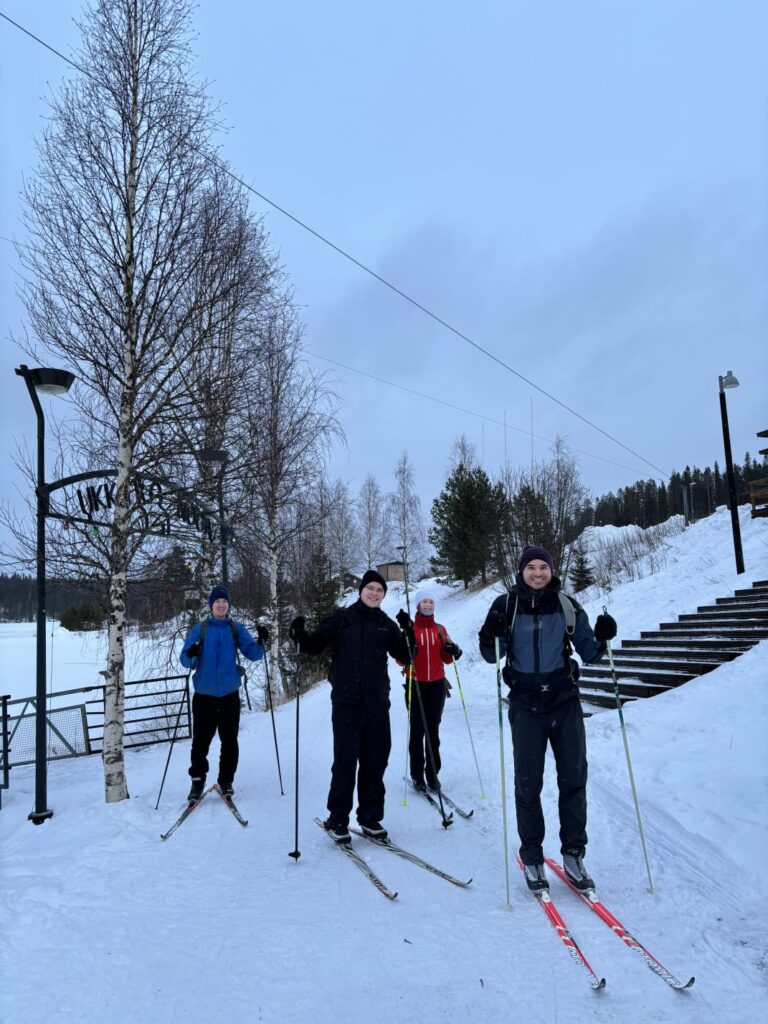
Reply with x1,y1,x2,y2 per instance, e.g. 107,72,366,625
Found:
1,1,766,545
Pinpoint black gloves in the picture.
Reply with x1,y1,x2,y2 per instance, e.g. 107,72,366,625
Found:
594,613,617,641
186,641,201,659
395,609,413,632
483,610,507,638
257,624,270,645
395,609,416,653
444,641,462,660
289,616,306,643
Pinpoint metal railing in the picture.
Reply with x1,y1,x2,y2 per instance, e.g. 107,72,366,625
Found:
2,674,191,771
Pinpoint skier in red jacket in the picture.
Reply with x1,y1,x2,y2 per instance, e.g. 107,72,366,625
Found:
404,590,461,792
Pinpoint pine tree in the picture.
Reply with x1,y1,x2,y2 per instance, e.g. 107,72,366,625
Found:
568,546,595,593
429,463,506,587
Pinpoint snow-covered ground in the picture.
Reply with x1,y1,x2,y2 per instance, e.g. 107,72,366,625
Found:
2,507,767,1023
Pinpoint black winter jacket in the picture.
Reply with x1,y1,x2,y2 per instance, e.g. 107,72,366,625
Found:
298,600,413,707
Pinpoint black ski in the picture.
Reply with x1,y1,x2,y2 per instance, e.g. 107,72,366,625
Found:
214,784,248,827
405,778,453,826
314,818,398,900
350,827,472,888
160,784,215,840
437,790,474,819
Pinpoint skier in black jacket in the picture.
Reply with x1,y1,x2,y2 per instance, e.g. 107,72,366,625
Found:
478,545,616,893
290,569,414,843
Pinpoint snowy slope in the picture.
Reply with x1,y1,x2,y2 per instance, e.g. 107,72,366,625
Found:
1,507,767,1024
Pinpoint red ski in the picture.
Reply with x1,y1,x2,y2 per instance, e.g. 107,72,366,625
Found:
545,857,694,990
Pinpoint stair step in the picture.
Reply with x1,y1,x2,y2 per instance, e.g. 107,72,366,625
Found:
735,586,768,596
614,645,741,661
657,624,768,637
579,690,637,710
607,656,721,673
714,596,768,607
579,678,672,698
581,665,695,685
624,637,754,651
702,602,768,613
680,611,768,622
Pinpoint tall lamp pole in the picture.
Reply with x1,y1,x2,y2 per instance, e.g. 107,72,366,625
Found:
15,364,76,824
197,448,230,588
718,370,745,575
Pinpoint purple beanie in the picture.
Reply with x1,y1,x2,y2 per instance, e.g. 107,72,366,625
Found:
519,546,554,573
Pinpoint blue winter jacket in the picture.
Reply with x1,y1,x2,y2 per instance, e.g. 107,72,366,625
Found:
181,617,263,697
478,575,606,709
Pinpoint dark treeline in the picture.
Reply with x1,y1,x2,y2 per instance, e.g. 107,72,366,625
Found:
0,546,194,624
590,454,767,528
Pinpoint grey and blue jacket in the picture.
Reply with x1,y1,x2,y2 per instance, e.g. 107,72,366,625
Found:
181,617,263,698
478,575,606,709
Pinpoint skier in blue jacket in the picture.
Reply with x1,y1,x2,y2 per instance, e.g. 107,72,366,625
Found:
181,585,266,801
478,546,616,894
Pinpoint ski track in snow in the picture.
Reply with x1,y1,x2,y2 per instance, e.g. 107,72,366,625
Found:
1,508,767,1024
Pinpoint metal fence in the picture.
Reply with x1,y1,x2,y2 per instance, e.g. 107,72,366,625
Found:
0,695,8,808
0,675,191,773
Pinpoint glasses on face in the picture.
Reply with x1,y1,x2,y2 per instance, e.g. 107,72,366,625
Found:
363,585,385,595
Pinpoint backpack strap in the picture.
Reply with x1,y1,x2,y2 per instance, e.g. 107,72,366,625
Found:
558,593,576,636
197,618,241,657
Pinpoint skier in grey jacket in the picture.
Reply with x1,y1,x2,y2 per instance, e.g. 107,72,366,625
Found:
479,545,616,893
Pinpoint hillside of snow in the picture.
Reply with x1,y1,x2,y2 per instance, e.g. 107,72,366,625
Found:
1,506,767,1023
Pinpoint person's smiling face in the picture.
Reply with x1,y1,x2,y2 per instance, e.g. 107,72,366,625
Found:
522,560,552,591
360,582,385,608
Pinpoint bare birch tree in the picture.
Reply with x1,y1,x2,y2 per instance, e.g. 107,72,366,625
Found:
16,0,253,801
499,439,589,587
356,474,389,570
386,453,426,578
235,304,340,690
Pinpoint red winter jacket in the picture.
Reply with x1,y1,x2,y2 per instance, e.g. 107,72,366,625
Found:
410,612,454,682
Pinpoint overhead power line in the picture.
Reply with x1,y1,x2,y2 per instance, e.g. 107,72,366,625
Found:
309,351,656,477
0,9,669,479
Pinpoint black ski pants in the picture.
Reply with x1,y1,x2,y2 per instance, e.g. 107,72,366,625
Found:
327,702,391,828
189,690,241,787
508,695,588,865
404,679,447,786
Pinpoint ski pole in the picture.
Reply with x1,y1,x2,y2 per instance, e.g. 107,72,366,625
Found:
604,606,655,893
288,641,301,861
262,645,284,796
242,669,252,711
402,665,413,806
495,637,511,908
452,660,485,799
155,672,190,810
398,545,452,829
410,668,452,828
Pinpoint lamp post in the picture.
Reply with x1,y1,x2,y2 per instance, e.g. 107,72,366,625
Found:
197,448,230,587
15,364,76,824
718,370,745,575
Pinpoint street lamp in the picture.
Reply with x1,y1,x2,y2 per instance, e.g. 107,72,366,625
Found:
197,448,230,588
718,370,745,575
15,364,76,824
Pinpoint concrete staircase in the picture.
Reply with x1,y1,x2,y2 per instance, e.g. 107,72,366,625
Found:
579,579,768,710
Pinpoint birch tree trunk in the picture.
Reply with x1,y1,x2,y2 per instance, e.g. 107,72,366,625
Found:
17,0,262,801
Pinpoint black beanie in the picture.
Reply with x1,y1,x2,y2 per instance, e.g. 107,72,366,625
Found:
518,546,554,573
359,569,387,595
